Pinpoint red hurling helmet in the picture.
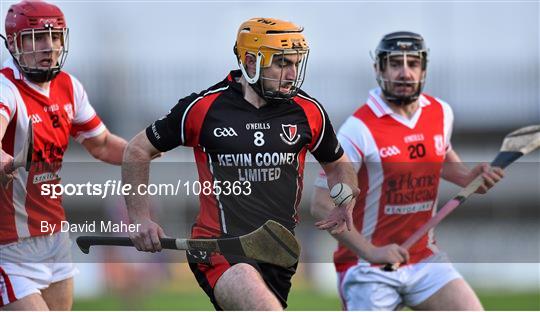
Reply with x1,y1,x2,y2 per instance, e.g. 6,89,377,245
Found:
4,0,69,82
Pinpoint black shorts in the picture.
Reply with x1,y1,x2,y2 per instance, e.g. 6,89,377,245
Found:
187,250,297,310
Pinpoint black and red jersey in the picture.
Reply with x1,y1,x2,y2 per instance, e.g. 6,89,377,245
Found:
146,70,343,238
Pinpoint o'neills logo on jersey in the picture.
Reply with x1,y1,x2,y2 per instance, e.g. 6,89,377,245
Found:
280,124,300,145
434,134,445,156
379,145,401,158
404,133,424,143
213,127,238,137
44,104,59,112
246,122,270,130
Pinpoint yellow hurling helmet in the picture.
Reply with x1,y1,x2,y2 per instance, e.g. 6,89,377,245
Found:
234,18,309,101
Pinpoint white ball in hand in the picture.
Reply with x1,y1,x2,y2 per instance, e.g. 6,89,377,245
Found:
330,183,353,206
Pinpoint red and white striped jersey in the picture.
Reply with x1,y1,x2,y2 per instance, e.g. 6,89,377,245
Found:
0,59,105,244
316,88,454,272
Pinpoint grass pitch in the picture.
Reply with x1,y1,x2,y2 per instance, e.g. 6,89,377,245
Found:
73,288,539,310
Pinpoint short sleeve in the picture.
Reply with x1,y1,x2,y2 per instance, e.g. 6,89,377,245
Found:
0,80,17,121
437,97,454,153
69,75,106,142
313,116,368,189
309,106,344,163
145,93,200,152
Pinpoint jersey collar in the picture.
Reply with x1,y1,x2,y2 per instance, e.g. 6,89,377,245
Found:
366,87,431,118
226,69,244,94
3,58,52,97
3,58,24,80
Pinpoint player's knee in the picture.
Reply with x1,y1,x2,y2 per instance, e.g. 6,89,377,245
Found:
229,263,260,278
215,263,263,293
215,264,281,310
41,278,73,311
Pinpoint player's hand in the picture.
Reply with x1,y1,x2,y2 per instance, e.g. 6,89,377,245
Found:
0,153,16,188
315,198,356,234
364,244,409,265
128,217,166,252
468,163,505,194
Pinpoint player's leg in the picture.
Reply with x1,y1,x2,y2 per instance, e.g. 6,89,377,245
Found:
41,277,73,310
411,278,483,311
1,293,49,311
214,263,282,310
188,251,295,310
401,253,482,311
1,244,51,310
336,271,348,310
41,232,77,310
0,271,49,311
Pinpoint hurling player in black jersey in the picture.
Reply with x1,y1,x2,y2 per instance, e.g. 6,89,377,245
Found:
121,18,358,310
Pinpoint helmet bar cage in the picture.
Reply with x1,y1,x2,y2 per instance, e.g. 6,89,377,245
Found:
376,51,426,87
373,50,427,105
12,27,69,81
239,46,309,102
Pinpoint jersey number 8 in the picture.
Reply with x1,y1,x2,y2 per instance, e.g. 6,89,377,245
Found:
254,131,265,147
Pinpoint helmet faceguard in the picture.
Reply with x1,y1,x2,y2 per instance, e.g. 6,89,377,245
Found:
372,31,428,106
234,18,309,103
4,0,69,83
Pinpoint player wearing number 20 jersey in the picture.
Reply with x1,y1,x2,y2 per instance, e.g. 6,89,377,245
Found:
312,31,503,311
323,87,453,271
146,69,343,239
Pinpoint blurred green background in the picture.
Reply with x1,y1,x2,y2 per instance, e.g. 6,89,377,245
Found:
73,289,540,311
72,263,539,310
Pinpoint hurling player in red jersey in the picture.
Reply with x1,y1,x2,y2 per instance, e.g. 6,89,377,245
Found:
122,18,358,310
0,1,126,310
311,31,504,310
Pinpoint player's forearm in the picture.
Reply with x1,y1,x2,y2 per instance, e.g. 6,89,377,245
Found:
322,155,358,191
311,200,373,259
442,150,471,187
331,227,375,260
122,136,154,222
310,189,373,258
442,164,471,187
0,147,13,172
98,134,127,165
82,131,127,165
0,116,10,167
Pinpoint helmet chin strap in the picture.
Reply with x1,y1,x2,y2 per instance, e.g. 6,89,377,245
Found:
239,52,262,84
21,67,61,83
